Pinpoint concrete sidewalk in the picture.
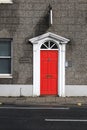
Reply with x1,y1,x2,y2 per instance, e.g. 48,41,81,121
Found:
0,96,87,106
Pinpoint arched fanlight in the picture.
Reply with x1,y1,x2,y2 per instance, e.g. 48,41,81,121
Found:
41,41,58,49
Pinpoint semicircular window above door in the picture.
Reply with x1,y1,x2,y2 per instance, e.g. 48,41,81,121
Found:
41,41,58,49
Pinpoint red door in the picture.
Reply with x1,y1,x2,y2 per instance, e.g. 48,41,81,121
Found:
40,50,58,95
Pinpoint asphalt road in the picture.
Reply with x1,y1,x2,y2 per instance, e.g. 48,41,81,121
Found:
0,106,87,130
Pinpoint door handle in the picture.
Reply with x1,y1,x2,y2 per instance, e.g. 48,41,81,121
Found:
46,74,52,78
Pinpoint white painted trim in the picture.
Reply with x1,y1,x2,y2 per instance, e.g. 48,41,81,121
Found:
0,85,33,97
0,0,13,3
61,45,66,97
65,85,87,96
1,85,87,97
33,40,65,97
33,44,40,96
0,56,11,58
0,74,12,78
29,32,70,44
29,32,69,97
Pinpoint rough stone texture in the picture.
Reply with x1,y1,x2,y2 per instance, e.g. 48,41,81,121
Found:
1,97,87,106
0,0,87,85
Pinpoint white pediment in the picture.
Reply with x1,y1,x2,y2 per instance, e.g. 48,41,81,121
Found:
29,32,70,44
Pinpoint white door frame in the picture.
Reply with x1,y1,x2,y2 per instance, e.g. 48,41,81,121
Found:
29,32,70,97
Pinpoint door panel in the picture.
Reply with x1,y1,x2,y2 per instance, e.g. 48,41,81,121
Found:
48,61,58,74
40,50,58,95
41,61,48,75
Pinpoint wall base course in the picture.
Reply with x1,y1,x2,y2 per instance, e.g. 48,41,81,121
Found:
0,97,87,106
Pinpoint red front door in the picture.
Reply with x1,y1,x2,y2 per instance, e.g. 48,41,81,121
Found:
40,50,58,95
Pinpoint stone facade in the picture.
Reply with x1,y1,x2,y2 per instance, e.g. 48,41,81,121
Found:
0,0,87,85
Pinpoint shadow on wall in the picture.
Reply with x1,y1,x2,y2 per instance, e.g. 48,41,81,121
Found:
33,7,50,37
22,6,51,84
18,5,51,84
0,0,20,37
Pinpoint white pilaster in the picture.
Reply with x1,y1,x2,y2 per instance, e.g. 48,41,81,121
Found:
61,44,66,97
33,44,40,96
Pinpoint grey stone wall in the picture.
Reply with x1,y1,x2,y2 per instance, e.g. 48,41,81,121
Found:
0,0,87,85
